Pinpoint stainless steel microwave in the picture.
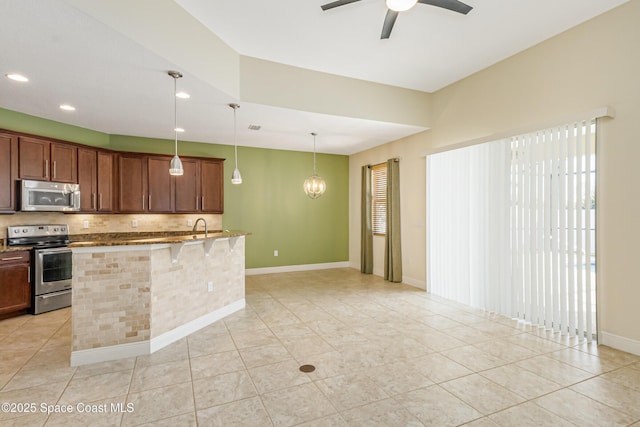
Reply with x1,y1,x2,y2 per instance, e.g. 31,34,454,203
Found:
20,180,80,212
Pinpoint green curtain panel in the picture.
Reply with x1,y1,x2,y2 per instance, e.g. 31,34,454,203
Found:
384,158,402,282
361,165,373,274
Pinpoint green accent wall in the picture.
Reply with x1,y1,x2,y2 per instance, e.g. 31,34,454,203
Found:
1,108,349,269
0,108,110,147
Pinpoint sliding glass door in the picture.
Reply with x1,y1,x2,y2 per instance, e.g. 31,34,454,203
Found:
427,119,597,341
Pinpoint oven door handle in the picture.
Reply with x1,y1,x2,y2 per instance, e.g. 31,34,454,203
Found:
39,290,71,299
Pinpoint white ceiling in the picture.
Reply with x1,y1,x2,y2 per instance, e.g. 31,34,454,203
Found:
0,0,628,155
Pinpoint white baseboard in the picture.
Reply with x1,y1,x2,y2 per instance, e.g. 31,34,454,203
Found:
246,261,350,275
150,299,245,353
402,276,426,290
599,331,640,356
70,299,245,366
71,341,150,367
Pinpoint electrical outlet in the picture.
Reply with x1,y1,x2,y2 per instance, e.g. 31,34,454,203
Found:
274,250,278,257
207,281,214,292
131,219,138,228
82,220,89,229
187,219,193,226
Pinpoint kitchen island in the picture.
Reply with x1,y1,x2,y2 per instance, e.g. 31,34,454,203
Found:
69,230,248,366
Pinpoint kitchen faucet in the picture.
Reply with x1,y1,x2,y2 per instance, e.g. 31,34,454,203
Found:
193,217,207,237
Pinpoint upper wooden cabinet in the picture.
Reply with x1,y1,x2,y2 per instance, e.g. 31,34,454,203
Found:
0,128,224,215
118,154,175,213
18,136,77,183
174,158,199,212
0,133,18,212
118,154,147,213
118,153,223,214
201,159,224,213
78,148,114,212
147,156,174,212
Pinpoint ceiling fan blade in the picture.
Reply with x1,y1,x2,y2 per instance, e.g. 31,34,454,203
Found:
320,0,361,11
417,0,473,14
381,9,399,39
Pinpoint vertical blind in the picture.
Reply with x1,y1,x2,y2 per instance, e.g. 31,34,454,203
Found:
427,119,597,340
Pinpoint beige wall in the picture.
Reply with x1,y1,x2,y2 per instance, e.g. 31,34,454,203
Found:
349,1,640,351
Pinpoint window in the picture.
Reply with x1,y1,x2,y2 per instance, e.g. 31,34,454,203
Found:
372,163,387,235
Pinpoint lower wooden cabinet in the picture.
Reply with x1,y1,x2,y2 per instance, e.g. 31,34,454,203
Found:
0,251,31,317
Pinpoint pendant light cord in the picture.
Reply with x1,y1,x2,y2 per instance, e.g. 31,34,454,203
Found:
312,132,317,175
234,107,238,169
173,75,178,156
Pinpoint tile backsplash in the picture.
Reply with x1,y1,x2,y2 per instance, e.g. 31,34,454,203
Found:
0,212,223,239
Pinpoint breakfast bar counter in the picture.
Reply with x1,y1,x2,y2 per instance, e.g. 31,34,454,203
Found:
69,231,249,366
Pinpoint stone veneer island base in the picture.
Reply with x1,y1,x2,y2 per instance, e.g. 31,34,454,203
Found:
70,234,246,366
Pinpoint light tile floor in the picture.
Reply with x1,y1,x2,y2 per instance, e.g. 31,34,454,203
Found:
1,268,639,426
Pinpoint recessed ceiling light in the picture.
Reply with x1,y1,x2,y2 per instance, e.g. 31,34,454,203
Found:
175,92,190,99
59,104,76,111
6,73,29,82
174,127,185,133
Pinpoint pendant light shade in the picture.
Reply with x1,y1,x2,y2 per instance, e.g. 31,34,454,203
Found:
386,0,417,12
169,155,183,175
168,70,184,176
229,103,242,184
304,132,326,199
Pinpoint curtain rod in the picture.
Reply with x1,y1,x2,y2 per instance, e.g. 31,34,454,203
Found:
368,158,400,168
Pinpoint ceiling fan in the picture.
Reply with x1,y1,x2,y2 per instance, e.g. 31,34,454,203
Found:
320,0,473,39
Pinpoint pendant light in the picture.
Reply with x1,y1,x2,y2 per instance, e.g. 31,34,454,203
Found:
229,103,242,184
168,70,184,176
303,132,326,199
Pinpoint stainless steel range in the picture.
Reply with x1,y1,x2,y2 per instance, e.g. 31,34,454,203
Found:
7,224,72,314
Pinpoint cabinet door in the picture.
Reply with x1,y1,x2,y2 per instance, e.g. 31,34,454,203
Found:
201,159,224,213
0,252,31,315
174,158,199,212
97,151,114,212
147,156,174,212
118,154,147,212
18,136,50,180
0,134,18,212
50,142,77,183
77,148,98,211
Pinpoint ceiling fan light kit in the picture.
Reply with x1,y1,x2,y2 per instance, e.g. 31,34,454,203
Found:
321,0,473,39
386,0,417,12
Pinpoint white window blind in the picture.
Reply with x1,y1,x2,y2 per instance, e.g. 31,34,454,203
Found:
372,163,387,235
427,119,597,341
